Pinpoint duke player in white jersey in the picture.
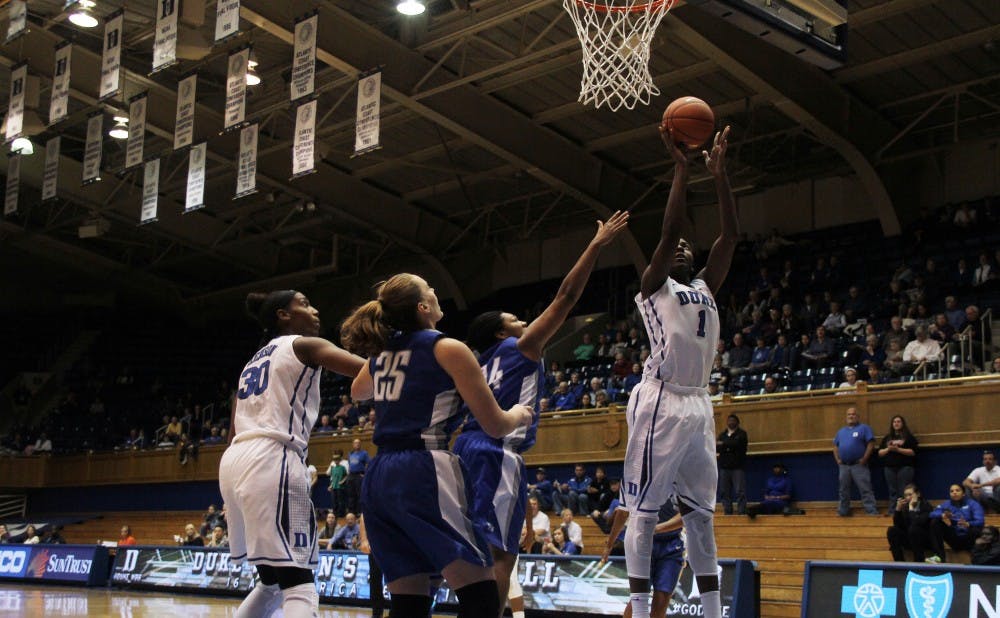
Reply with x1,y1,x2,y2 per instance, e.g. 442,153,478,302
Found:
456,210,628,617
219,290,365,618
622,125,737,618
340,273,532,618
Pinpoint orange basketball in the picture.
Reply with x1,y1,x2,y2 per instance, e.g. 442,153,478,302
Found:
662,97,715,149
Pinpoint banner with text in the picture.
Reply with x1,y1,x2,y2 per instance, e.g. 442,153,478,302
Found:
140,159,159,224
214,0,240,43
224,47,249,130
82,113,102,184
5,153,19,216
5,1,26,44
174,73,197,150
235,123,257,198
0,544,109,586
152,0,178,73
99,10,124,101
290,13,317,101
42,136,60,202
6,62,26,142
354,70,381,156
49,42,72,124
125,93,147,171
185,142,207,213
292,99,317,178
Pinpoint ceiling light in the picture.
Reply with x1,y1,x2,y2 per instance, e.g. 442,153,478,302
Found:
108,119,128,140
246,67,261,86
11,137,33,155
396,1,426,16
68,1,99,29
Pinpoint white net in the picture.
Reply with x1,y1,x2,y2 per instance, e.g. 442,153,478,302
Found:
563,0,675,111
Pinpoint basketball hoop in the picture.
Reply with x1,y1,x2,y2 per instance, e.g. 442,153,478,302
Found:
563,0,675,111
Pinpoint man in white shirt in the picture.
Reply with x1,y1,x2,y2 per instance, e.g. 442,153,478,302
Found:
964,451,1000,513
528,497,550,541
902,326,940,373
559,509,584,553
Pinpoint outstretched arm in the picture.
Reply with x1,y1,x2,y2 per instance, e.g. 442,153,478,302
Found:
640,127,690,300
518,211,630,360
695,126,739,295
293,337,366,377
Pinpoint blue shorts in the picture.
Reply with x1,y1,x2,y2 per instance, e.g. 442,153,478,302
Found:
452,431,525,556
361,449,493,583
651,534,684,593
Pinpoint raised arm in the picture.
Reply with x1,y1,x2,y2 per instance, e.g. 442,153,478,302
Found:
435,338,532,439
518,211,630,360
695,126,739,295
293,337,366,377
640,127,690,300
351,363,374,401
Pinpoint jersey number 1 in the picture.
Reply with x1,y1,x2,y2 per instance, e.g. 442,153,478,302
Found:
696,309,707,338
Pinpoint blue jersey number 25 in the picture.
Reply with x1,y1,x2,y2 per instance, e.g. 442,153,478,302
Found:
237,360,271,399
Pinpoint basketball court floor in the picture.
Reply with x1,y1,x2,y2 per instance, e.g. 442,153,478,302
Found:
0,584,427,617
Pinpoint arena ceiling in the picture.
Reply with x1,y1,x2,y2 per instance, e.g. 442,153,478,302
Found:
1,0,998,308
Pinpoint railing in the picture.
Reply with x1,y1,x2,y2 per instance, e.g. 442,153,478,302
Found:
0,495,26,520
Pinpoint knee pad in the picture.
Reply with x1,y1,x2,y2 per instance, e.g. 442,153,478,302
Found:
624,513,657,580
280,582,318,618
508,555,522,599
681,510,719,577
275,566,315,589
455,580,500,618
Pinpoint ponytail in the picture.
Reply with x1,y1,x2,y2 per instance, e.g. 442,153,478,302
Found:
341,300,392,357
341,273,425,357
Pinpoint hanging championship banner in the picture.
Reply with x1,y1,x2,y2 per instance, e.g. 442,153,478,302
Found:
42,136,60,202
99,10,124,101
140,158,159,224
174,73,197,150
4,153,19,216
235,123,257,198
214,0,240,43
6,0,27,44
354,69,382,156
82,113,103,185
125,93,147,171
292,99,317,178
290,13,317,101
185,142,206,213
152,0,179,73
6,62,27,142
49,42,72,125
224,46,249,130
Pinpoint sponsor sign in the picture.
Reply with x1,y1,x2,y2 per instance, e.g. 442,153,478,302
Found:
0,545,108,585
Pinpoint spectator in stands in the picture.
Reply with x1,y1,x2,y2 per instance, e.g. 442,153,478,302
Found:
749,337,772,372
929,313,956,345
799,293,821,331
963,451,1000,513
974,252,993,287
177,523,204,546
119,428,145,451
780,259,797,293
201,426,224,445
206,525,228,548
595,334,614,359
901,326,941,374
43,526,66,544
529,496,551,542
199,504,224,537
833,407,879,517
952,305,991,369
886,483,933,562
552,382,577,411
332,394,352,425
717,414,748,515
801,326,835,369
878,416,919,509
318,512,338,550
118,526,136,546
746,462,793,518
623,363,642,395
585,377,605,402
708,381,722,401
29,432,52,454
866,365,888,385
578,393,593,409
838,367,859,390
809,257,829,293
594,390,611,408
554,464,592,516
771,334,793,370
567,372,585,400
331,513,361,550
926,483,985,563
559,509,584,553
740,290,764,326
590,479,622,534
972,526,1000,566
573,333,596,361
359,410,376,431
314,415,335,433
762,376,779,394
538,397,551,413
21,525,39,544
843,286,869,323
954,203,976,228
778,304,800,341
611,352,630,378
165,416,182,443
883,316,910,351
859,335,885,373
883,341,906,375
822,302,847,337
327,450,347,517
177,432,198,465
528,468,555,511
542,528,578,556
953,260,973,292
611,331,630,358
345,438,369,515
728,333,752,375
944,296,965,331
0,524,10,544
587,466,613,513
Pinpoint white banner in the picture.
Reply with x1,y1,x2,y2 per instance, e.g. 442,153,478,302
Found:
354,70,382,155
235,123,257,198
174,73,197,150
185,142,206,213
42,136,60,201
140,158,159,224
49,42,72,125
224,47,249,130
292,99,317,178
82,114,102,184
214,0,240,43
6,63,26,142
99,10,124,101
6,0,27,44
4,153,19,216
152,0,179,73
290,13,317,101
125,93,147,170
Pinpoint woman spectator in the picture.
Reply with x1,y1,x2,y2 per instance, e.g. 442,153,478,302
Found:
838,367,859,390
21,525,39,544
594,390,611,409
859,335,886,375
177,523,204,547
878,415,918,508
886,483,933,562
926,484,985,563
118,525,136,546
542,528,579,556
972,526,1000,566
883,340,905,375
578,393,593,409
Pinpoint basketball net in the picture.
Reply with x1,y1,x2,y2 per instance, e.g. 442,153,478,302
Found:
563,0,675,111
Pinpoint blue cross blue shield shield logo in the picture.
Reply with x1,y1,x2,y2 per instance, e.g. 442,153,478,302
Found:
904,572,953,618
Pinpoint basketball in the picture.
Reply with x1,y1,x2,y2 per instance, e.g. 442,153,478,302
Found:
662,97,716,149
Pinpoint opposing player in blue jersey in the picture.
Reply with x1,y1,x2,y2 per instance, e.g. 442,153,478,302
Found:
341,273,533,618
455,210,629,615
220,290,365,618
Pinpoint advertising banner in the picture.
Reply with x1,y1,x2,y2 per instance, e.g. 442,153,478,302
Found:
0,544,108,586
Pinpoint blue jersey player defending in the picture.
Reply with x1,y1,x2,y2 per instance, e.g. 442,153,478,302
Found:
454,211,629,616
341,273,532,618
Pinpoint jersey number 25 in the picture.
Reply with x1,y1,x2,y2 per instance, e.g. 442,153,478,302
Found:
373,351,411,401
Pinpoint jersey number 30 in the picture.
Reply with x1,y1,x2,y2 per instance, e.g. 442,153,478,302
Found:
373,351,411,401
237,361,270,400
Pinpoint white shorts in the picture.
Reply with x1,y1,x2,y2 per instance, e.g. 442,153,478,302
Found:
620,378,717,516
219,436,319,569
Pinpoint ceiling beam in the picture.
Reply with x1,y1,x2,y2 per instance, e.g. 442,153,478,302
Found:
848,0,941,28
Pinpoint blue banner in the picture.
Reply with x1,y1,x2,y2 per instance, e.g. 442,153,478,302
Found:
0,544,108,586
